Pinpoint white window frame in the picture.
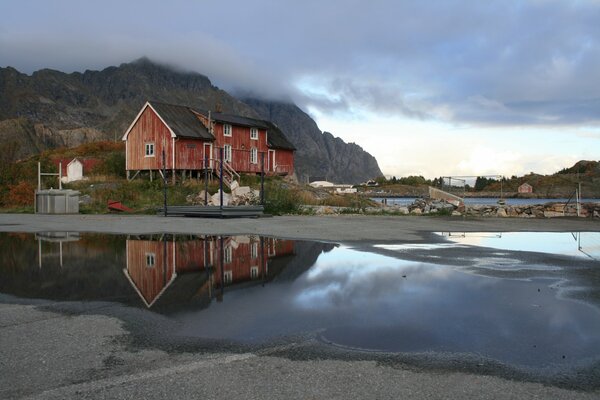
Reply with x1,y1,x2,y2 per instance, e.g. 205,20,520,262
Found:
145,143,155,157
250,147,258,164
250,242,258,259
224,270,233,284
223,124,232,137
145,252,156,268
250,127,258,140
250,266,259,279
223,145,232,163
224,246,233,264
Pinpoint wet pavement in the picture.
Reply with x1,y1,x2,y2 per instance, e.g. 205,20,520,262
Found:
1,231,600,391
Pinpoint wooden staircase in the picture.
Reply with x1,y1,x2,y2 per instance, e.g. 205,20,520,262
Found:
221,161,240,189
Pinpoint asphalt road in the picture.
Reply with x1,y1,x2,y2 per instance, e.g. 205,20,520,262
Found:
1,213,599,399
0,213,597,242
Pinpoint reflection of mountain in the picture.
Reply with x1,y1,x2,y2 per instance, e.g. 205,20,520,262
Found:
124,236,296,310
0,232,132,301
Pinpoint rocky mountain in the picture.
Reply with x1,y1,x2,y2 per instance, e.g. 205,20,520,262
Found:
0,58,382,183
242,98,382,183
556,160,600,175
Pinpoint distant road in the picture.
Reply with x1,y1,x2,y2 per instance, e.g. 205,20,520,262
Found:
0,213,597,243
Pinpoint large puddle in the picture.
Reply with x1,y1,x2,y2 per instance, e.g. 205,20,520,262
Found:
1,232,600,371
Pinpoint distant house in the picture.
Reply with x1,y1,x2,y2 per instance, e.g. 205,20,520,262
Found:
518,182,533,193
122,101,295,182
52,157,100,183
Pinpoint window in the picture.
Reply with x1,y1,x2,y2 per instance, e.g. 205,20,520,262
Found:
223,124,232,137
224,246,233,264
250,266,259,279
250,242,258,259
250,147,258,164
223,144,232,163
145,143,155,157
250,127,258,140
224,270,233,284
145,253,156,268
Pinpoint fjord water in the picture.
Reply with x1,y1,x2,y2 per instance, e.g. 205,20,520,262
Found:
1,232,599,371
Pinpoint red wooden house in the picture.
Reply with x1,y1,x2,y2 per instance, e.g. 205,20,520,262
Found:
122,101,295,182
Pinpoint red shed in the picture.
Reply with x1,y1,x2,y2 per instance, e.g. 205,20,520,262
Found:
518,182,533,193
122,101,295,181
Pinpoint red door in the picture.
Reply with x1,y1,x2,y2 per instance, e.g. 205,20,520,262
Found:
268,150,275,172
203,143,213,169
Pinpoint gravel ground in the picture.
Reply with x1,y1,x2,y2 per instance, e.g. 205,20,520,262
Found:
1,213,599,399
0,213,597,242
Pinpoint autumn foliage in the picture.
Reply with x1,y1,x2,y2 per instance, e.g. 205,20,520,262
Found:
6,181,35,206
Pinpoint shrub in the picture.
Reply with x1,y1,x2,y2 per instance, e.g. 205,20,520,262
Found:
95,152,126,177
263,182,301,215
6,181,35,206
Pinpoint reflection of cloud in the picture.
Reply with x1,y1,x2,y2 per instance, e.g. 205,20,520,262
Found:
294,249,452,310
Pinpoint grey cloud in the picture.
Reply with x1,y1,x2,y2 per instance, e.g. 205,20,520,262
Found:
1,0,600,127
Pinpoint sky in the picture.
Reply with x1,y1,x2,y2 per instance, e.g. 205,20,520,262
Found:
1,0,599,178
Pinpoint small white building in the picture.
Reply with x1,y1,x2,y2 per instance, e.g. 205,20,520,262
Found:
335,187,357,194
62,159,84,183
309,180,335,188
310,180,357,194
54,158,100,183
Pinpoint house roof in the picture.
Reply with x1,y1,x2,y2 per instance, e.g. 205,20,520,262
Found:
207,111,295,150
210,112,270,129
265,121,296,150
148,101,213,140
125,101,295,148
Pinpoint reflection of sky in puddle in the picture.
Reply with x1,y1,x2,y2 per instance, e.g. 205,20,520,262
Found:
3,231,600,372
175,245,600,369
437,232,600,260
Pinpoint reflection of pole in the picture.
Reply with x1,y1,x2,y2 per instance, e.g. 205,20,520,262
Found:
59,241,63,268
38,239,42,269
260,236,266,283
163,234,168,287
219,236,224,302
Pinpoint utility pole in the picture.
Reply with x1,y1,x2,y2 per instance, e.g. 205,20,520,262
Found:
162,147,167,217
261,152,265,205
219,148,224,211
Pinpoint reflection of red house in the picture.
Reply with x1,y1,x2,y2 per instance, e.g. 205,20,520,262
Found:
122,101,295,181
124,235,294,308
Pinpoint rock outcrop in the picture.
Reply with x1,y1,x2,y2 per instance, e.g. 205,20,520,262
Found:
241,98,383,184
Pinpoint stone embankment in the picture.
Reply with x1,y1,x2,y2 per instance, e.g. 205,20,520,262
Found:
402,199,599,218
186,181,259,206
304,198,600,218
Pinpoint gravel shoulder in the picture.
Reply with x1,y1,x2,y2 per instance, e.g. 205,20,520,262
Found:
1,213,599,399
0,213,597,242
